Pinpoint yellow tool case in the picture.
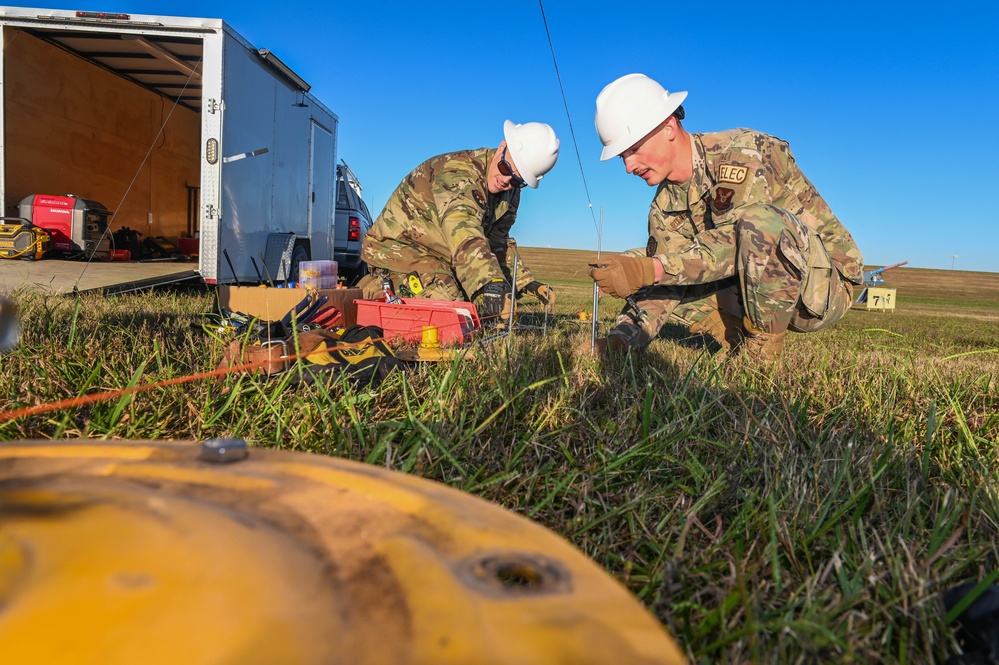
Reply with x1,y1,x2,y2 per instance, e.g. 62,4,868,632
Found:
0,217,49,260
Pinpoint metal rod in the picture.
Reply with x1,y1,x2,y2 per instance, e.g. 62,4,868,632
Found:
590,206,603,352
249,256,264,283
223,248,242,286
507,253,518,351
258,252,277,288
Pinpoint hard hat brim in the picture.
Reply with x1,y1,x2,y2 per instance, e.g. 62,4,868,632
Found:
598,90,687,161
503,119,540,188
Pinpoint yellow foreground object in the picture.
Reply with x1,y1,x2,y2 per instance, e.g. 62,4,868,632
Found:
0,440,685,665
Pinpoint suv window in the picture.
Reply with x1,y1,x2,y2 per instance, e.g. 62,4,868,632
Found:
356,195,371,221
337,176,371,219
337,180,352,209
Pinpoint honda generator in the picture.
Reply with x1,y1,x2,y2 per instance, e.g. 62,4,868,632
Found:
18,194,111,260
0,217,50,260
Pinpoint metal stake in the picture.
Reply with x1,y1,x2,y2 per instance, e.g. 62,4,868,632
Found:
590,206,603,353
507,253,519,351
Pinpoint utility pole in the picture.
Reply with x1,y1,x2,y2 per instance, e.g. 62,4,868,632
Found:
951,254,958,271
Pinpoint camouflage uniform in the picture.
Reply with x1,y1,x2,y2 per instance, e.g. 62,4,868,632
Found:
615,129,864,348
358,149,535,301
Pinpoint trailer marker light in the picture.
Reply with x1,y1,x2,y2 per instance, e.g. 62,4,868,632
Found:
206,139,218,164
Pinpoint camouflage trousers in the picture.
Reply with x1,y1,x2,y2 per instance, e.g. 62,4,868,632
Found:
357,265,466,302
615,204,854,348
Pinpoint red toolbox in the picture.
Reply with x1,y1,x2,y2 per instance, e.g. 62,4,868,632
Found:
355,298,481,345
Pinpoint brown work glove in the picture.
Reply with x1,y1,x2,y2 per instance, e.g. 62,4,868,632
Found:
518,281,556,307
588,256,656,298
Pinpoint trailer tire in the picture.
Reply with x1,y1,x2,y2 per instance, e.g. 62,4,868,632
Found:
288,243,310,283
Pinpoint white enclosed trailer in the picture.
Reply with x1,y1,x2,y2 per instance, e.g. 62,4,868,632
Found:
0,6,337,286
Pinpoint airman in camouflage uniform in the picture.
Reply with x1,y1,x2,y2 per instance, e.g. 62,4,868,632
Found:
589,75,863,359
358,121,560,323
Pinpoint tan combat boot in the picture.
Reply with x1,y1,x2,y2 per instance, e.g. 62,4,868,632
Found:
739,316,788,362
688,310,745,353
739,329,787,361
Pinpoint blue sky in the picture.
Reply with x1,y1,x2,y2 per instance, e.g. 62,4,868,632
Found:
16,1,999,272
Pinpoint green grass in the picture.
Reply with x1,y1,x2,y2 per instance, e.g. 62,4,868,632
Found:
2,251,998,663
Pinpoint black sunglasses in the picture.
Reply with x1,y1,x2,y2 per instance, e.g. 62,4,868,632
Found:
498,148,527,189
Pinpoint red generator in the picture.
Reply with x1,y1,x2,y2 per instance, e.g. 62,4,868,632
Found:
18,194,111,260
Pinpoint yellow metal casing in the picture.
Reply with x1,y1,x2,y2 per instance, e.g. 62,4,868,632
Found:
0,441,685,665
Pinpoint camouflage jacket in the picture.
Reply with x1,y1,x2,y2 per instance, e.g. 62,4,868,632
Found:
361,148,533,297
648,129,864,285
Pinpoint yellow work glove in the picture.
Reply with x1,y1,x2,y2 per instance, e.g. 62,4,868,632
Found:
587,256,656,298
518,281,556,307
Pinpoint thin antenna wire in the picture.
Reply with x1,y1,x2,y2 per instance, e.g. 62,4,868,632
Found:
590,206,603,350
539,1,607,348
537,0,599,235
75,54,204,288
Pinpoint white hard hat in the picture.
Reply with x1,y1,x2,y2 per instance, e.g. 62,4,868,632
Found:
503,120,560,188
594,74,687,161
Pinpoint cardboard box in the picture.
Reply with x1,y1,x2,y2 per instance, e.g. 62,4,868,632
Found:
218,286,363,326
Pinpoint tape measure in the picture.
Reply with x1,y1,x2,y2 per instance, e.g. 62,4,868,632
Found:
406,272,424,295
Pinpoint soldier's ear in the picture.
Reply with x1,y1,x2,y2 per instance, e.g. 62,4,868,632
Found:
663,117,678,140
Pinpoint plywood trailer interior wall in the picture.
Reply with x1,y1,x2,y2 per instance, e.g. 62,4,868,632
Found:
3,28,200,242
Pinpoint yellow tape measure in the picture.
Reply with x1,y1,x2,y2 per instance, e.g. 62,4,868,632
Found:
406,272,424,295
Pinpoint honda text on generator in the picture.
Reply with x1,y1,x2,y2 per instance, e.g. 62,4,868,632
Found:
18,194,110,260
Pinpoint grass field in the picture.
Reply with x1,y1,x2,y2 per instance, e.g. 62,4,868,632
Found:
2,248,997,663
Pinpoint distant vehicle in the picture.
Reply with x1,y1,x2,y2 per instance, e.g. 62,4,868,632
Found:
334,161,373,285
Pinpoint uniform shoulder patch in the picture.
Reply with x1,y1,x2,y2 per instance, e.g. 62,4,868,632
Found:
717,163,749,184
472,189,486,208
712,187,735,213
646,236,658,257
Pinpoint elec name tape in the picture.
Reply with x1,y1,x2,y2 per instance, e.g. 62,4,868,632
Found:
717,164,748,184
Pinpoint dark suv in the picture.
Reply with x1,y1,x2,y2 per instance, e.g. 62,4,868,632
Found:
334,161,373,285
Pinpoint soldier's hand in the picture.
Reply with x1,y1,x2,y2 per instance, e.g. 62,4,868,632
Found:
588,256,656,299
519,281,556,307
473,279,513,324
